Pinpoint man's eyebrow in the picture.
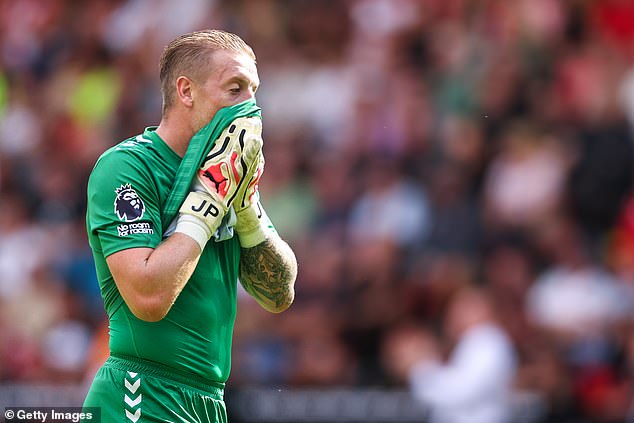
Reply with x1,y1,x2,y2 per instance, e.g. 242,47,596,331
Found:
227,75,260,90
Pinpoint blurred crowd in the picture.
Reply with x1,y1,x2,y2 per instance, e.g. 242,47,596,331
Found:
1,0,634,421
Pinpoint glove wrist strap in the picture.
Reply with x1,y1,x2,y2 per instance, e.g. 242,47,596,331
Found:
177,191,228,250
174,214,212,251
234,202,276,248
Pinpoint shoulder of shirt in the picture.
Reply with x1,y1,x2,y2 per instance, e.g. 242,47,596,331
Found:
95,134,155,165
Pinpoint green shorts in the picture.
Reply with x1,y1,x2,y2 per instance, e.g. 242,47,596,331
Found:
83,355,227,422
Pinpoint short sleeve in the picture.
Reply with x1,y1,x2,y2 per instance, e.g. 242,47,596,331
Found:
87,148,163,257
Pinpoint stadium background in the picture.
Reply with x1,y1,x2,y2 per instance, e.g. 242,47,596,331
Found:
1,0,634,422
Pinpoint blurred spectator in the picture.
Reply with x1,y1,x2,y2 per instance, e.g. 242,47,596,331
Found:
348,156,430,248
0,89,42,157
0,194,48,300
423,159,481,254
383,286,517,423
566,116,633,240
482,121,570,230
527,215,633,422
527,216,631,344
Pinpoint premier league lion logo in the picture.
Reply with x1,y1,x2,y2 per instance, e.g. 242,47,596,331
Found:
114,184,145,222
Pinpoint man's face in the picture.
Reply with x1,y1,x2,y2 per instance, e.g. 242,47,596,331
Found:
191,50,259,132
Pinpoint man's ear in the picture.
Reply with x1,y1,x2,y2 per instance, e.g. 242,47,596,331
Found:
175,76,194,108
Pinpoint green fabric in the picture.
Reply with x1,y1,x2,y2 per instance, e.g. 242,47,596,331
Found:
83,356,227,422
162,98,261,233
86,127,241,384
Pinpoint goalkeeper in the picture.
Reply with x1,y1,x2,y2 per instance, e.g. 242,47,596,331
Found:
83,30,297,422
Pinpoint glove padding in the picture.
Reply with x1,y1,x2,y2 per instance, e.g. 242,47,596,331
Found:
176,117,263,249
232,152,277,248
234,152,264,214
196,116,263,208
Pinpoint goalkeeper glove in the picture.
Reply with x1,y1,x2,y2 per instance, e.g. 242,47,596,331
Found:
175,116,263,250
232,150,277,248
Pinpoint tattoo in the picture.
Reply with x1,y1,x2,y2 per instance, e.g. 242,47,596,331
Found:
239,237,297,312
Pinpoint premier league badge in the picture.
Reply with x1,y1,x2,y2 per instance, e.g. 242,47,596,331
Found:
114,184,145,222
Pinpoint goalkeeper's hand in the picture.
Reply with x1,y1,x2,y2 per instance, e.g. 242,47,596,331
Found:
232,150,277,248
175,117,263,250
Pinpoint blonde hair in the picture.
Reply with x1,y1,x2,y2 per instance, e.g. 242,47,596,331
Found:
159,30,255,115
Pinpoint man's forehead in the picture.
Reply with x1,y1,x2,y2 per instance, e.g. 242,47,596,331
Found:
213,50,259,85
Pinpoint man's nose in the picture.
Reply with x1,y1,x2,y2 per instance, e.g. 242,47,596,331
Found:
243,89,255,101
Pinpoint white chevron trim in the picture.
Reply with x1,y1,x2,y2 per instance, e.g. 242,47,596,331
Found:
125,408,141,422
125,378,141,394
124,371,142,422
125,393,142,408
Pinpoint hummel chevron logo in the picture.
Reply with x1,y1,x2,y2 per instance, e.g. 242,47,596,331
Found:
126,408,141,423
125,393,142,407
125,378,140,394
124,371,142,422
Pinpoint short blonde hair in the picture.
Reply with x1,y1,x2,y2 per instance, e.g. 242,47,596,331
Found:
159,30,255,115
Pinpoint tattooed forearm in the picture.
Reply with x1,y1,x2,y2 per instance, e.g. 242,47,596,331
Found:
239,237,297,313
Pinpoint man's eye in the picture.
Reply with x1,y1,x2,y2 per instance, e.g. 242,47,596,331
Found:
230,88,241,94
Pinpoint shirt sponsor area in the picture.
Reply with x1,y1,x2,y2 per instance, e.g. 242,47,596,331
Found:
117,222,154,237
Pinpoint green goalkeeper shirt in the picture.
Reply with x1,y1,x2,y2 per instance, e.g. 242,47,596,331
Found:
86,127,240,385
